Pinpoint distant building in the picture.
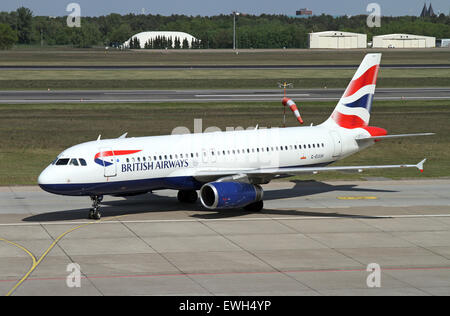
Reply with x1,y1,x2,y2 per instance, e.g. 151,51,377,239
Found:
439,39,450,48
296,8,312,17
124,31,198,49
373,34,435,48
308,31,367,49
420,3,436,17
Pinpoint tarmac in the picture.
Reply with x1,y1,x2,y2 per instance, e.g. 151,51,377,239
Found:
0,179,450,296
1,87,449,104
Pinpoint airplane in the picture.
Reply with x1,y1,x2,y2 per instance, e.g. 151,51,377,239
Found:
38,53,433,220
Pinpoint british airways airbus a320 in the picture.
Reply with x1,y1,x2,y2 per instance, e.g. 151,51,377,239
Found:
38,54,433,220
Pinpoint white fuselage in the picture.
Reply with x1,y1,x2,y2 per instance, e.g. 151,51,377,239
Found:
38,124,367,196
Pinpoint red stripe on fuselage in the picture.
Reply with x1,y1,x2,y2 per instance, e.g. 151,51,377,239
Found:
95,150,141,159
343,65,379,98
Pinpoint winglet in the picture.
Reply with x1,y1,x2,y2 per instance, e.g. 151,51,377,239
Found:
417,159,426,173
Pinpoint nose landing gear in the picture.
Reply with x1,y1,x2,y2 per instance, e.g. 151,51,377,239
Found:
88,195,103,220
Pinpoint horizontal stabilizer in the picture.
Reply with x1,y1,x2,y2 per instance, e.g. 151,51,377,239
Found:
356,132,435,141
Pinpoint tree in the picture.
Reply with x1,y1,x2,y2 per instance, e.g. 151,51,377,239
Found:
109,23,132,46
0,23,17,49
16,7,33,44
70,23,101,48
182,37,189,48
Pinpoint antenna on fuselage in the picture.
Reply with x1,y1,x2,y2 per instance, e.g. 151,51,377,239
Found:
97,134,101,141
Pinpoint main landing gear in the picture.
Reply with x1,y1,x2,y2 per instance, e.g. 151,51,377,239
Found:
88,195,103,220
177,190,198,203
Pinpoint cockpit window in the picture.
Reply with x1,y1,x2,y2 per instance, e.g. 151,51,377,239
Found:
55,158,69,166
51,158,58,165
69,158,79,166
79,159,87,166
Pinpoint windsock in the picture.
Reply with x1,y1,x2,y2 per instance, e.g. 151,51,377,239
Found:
282,97,304,124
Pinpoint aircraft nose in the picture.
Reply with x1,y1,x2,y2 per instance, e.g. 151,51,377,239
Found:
38,167,58,194
38,168,50,185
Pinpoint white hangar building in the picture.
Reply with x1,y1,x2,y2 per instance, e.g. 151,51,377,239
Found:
372,34,435,48
308,31,367,49
124,31,198,48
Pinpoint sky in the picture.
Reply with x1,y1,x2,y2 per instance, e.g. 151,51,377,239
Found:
1,0,449,17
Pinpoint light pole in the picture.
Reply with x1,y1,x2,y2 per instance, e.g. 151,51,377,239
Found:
233,11,240,50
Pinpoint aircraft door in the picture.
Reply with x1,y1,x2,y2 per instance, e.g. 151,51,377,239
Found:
330,131,342,157
99,147,117,177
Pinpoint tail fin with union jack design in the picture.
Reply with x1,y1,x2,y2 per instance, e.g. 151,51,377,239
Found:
324,53,381,129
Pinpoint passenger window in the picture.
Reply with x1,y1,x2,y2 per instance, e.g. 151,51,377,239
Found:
79,158,87,166
69,158,79,166
56,158,69,166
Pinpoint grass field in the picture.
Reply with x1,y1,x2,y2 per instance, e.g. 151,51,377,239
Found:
0,99,449,185
1,67,449,90
2,48,450,66
1,48,449,90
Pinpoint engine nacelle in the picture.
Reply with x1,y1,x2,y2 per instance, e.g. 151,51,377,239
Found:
200,182,263,209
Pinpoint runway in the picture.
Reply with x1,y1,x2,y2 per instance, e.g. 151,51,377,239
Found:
0,179,450,296
1,87,450,104
1,64,449,70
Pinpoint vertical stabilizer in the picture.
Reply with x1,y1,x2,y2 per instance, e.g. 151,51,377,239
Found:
323,53,381,129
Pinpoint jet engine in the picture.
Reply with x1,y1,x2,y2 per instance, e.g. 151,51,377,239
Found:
199,182,263,210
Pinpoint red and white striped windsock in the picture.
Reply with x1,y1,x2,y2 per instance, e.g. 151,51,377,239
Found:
282,97,304,124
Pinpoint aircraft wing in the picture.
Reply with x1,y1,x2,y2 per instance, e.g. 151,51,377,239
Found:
194,159,427,182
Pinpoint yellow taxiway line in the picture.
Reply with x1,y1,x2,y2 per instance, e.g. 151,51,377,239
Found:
2,215,124,296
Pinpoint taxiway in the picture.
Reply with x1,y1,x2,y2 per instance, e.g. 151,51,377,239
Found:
0,179,449,296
